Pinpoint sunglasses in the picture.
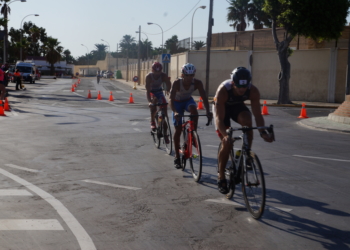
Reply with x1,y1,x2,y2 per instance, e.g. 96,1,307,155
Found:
184,74,194,77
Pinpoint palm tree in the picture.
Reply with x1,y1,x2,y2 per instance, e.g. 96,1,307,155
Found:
227,0,250,31
0,0,11,62
92,43,107,60
141,39,152,60
192,41,206,50
63,49,71,64
43,37,63,75
247,0,271,30
120,35,135,81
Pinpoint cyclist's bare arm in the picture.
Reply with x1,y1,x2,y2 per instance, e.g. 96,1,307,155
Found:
145,74,153,104
162,73,171,93
169,79,180,114
194,80,209,111
249,86,273,143
214,86,228,139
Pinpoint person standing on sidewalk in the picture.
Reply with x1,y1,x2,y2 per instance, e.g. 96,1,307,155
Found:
0,67,6,102
13,69,23,90
97,70,101,84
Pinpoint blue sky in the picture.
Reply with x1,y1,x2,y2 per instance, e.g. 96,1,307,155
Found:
6,0,350,59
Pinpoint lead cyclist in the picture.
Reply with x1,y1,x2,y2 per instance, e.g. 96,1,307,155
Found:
213,67,274,194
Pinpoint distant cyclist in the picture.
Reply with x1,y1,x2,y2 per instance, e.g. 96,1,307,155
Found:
169,63,212,169
97,70,101,84
213,67,273,194
145,62,171,135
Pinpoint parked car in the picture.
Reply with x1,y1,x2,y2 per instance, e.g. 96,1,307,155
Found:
103,71,113,78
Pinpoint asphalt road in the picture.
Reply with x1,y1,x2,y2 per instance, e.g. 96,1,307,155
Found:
1,78,349,250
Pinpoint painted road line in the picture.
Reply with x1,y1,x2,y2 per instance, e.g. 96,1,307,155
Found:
82,180,141,190
0,189,33,196
267,206,293,213
0,219,64,231
116,91,124,93
133,128,142,132
10,110,18,116
63,90,70,92
205,198,244,207
76,90,84,93
294,155,350,162
5,164,40,173
0,168,96,250
131,122,139,126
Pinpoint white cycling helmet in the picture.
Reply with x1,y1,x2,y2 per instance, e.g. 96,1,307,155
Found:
181,63,196,75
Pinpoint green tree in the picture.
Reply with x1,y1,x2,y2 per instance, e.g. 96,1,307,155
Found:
227,0,250,31
92,43,107,60
263,0,350,104
43,37,63,75
0,0,11,62
247,0,271,30
192,40,206,50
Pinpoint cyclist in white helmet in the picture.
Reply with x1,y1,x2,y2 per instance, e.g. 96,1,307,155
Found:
169,63,212,169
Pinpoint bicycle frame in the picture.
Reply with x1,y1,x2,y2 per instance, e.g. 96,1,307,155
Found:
180,118,195,159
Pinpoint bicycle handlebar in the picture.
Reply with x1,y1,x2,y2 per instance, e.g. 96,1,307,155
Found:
226,125,275,141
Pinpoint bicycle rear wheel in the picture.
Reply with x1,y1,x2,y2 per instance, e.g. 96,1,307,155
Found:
162,116,172,155
180,129,187,171
217,142,236,199
241,152,266,219
189,131,202,182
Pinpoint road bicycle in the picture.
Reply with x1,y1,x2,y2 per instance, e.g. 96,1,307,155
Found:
150,103,172,155
217,125,275,219
179,114,211,182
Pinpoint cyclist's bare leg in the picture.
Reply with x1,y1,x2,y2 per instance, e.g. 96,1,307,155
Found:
188,105,198,130
237,111,253,148
162,105,168,133
218,136,232,180
174,125,182,159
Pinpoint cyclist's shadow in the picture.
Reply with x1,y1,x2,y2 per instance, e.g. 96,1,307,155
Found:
263,188,350,249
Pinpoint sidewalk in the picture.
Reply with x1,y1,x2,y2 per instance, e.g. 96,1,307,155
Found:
112,78,350,134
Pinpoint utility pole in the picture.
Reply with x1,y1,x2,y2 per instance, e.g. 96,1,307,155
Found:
137,25,141,85
205,0,214,97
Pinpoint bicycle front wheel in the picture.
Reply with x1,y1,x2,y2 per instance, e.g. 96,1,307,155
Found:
189,131,202,182
152,114,161,149
162,116,172,155
241,152,266,219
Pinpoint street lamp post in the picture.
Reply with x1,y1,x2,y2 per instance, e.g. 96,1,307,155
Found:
136,31,149,59
81,44,90,76
147,22,163,54
191,6,206,50
20,13,39,61
101,39,110,73
4,0,26,64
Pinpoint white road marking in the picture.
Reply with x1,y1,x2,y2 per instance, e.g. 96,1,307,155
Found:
294,155,350,162
0,189,33,196
267,206,293,212
133,128,142,132
205,198,244,207
10,110,18,116
0,219,64,230
82,180,141,190
76,90,84,93
205,198,293,213
115,91,124,93
63,90,70,92
131,122,139,126
52,102,58,106
5,164,40,173
0,168,96,250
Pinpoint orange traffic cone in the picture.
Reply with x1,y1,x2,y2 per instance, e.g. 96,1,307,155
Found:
75,83,78,88
4,97,10,111
87,90,92,99
197,97,204,110
78,79,81,83
71,84,75,92
261,100,270,115
109,91,114,101
97,91,102,100
298,103,309,118
128,93,134,103
0,101,6,116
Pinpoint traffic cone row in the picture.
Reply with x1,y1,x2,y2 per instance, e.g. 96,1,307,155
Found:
4,97,10,111
0,100,5,116
71,84,75,92
197,97,204,110
298,103,309,118
87,90,92,99
261,100,270,115
97,91,102,100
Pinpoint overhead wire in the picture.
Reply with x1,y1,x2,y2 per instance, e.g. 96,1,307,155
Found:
143,0,202,36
